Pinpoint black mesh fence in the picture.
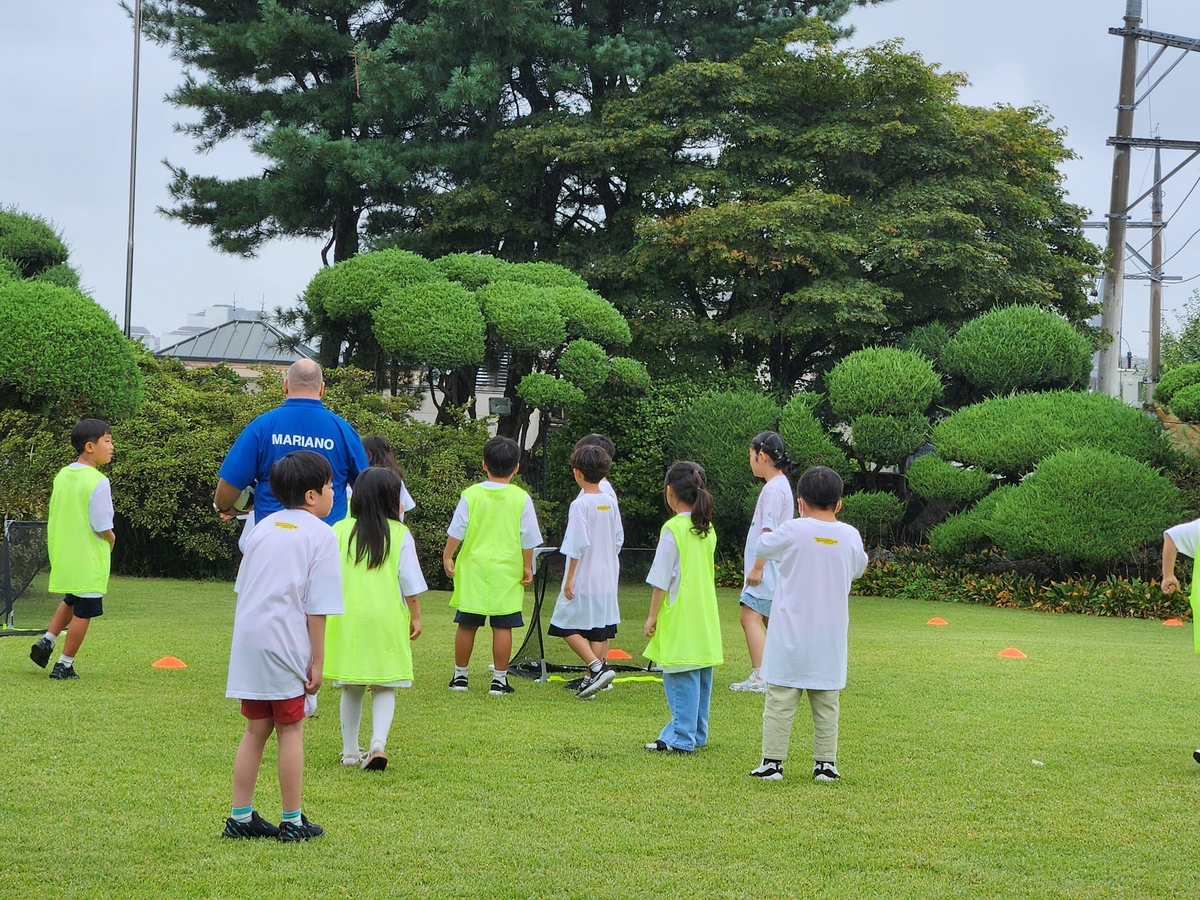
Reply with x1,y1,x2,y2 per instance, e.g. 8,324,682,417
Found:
510,547,661,681
1,521,50,636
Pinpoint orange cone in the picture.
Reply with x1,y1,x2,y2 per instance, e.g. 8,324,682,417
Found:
1164,619,1184,626
927,617,948,626
997,648,1026,659
152,656,187,669
606,648,632,660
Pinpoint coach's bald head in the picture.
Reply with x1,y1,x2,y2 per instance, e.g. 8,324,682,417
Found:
284,359,324,398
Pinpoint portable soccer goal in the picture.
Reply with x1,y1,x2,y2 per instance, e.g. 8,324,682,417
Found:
0,520,49,637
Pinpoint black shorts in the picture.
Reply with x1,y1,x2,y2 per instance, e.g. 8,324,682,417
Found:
64,594,104,619
454,610,524,629
547,623,618,642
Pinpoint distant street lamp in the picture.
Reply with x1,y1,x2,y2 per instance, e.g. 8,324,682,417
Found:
123,0,141,338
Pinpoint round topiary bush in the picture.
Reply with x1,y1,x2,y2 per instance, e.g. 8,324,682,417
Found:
905,454,991,505
372,282,485,371
476,282,566,354
433,252,511,289
839,490,904,544
940,305,1092,395
1155,362,1200,407
898,321,951,364
545,286,632,347
927,485,1015,560
607,357,651,393
986,448,1183,571
0,280,143,420
306,249,446,323
1168,382,1200,424
557,339,610,393
516,371,586,410
826,347,941,421
0,209,69,278
932,390,1170,477
850,413,928,468
495,261,588,290
778,394,852,478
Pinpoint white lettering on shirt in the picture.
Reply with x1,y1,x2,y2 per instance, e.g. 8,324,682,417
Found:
271,433,335,450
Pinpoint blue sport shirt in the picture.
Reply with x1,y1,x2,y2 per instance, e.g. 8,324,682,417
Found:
218,398,369,525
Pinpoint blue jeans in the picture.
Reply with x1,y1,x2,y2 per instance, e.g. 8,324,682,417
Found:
658,667,713,752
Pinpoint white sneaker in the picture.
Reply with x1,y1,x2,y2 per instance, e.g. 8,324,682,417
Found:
341,749,363,767
730,672,766,693
749,759,784,781
813,761,841,782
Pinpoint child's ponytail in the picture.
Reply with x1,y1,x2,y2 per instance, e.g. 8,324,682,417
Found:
348,466,403,569
664,461,714,538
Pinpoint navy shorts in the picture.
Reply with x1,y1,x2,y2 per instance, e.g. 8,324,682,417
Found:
64,594,104,619
454,610,524,629
547,623,618,642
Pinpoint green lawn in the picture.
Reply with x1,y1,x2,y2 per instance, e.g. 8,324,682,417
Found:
4,577,1200,898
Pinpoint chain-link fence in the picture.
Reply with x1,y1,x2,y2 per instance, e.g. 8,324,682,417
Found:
1,521,49,636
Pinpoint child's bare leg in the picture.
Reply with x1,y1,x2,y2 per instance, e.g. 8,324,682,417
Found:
740,606,767,670
565,633,599,666
589,639,610,664
46,602,72,637
60,616,91,657
492,627,512,671
232,717,275,808
276,719,305,813
454,625,478,667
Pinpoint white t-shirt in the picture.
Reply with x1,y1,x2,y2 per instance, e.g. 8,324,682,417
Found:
227,509,344,700
756,518,868,691
343,479,416,521
742,474,794,600
1166,520,1199,559
67,463,113,599
395,529,429,598
447,481,543,549
646,517,687,606
576,478,617,502
550,492,624,630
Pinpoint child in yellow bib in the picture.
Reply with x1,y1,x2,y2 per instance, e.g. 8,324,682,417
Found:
30,419,117,680
1161,517,1200,764
643,462,723,752
443,437,543,696
325,467,427,771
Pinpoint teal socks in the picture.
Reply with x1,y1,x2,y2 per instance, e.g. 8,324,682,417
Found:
230,805,253,824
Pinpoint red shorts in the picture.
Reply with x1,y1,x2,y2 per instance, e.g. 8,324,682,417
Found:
240,696,306,724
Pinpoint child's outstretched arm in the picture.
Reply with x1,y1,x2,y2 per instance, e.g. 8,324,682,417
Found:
443,537,461,577
645,588,666,637
407,595,422,639
1163,534,1181,594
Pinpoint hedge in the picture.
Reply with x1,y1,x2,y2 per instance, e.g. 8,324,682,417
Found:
826,347,941,421
927,485,1016,560
850,413,928,468
839,490,904,543
1153,361,1200,407
905,454,991,505
0,208,69,278
1168,382,1200,424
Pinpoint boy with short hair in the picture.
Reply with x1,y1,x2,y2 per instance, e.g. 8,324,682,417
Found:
748,466,868,782
548,444,623,699
223,450,342,842
31,419,117,680
443,436,543,696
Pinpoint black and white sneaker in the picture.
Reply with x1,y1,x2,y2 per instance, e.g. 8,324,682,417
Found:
563,676,586,691
813,761,841,782
749,759,784,781
222,810,280,839
576,666,616,698
448,673,468,692
488,679,515,696
277,814,324,842
30,637,53,668
1193,748,1200,764
49,662,78,680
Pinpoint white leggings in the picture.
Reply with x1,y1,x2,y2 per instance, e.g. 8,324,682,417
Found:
339,685,396,755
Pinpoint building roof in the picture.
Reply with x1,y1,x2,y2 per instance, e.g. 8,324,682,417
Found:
156,320,315,365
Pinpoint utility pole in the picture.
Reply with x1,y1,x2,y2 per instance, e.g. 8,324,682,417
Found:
1148,145,1163,385
123,0,142,339
1097,0,1142,398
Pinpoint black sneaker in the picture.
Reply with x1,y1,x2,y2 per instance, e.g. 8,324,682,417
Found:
222,810,280,839
277,814,324,842
813,761,841,782
576,666,616,698
1193,748,1200,764
49,662,78,680
488,678,515,696
30,637,53,668
448,673,468,692
749,759,784,781
563,676,586,691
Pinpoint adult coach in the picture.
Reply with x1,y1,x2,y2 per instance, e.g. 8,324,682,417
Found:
214,359,368,527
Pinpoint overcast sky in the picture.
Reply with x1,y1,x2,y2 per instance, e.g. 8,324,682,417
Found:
3,1,1200,354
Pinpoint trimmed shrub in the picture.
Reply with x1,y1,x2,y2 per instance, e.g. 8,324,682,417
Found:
517,372,586,410
850,413,928,468
34,263,81,290
927,485,1016,560
545,286,632,347
372,282,485,371
778,394,852,478
826,347,941,421
668,390,780,542
306,249,446,322
898,321,951,364
495,261,589,290
476,282,566,353
1170,383,1200,424
607,356,651,393
987,448,1183,571
940,305,1092,395
839,491,904,544
0,280,143,421
1158,362,1200,408
0,209,69,278
558,339,610,393
905,454,991,505
932,390,1170,477
433,252,511,289
0,256,22,281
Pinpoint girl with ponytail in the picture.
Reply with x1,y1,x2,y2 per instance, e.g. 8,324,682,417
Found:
731,432,795,693
642,462,723,752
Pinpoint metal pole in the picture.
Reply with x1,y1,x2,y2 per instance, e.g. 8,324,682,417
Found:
123,0,142,339
1098,0,1143,397
1149,145,1164,386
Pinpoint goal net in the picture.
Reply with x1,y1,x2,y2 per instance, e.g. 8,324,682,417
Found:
1,521,50,636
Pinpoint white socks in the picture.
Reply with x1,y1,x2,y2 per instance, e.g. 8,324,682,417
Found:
493,669,508,685
44,631,57,645
370,688,395,750
341,684,395,755
454,665,469,679
58,654,74,667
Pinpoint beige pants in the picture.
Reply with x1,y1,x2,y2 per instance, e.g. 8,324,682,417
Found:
762,683,840,763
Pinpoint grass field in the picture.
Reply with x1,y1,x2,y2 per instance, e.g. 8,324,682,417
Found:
4,577,1200,898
